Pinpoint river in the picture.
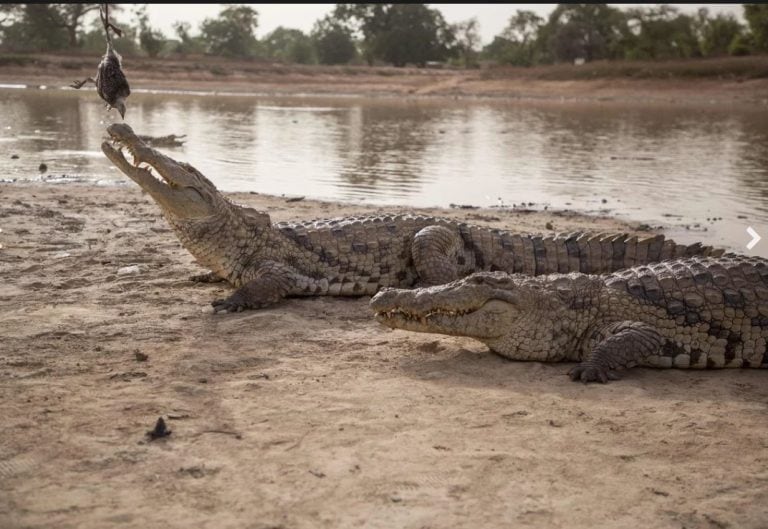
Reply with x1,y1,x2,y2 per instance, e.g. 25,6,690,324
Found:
1,86,767,257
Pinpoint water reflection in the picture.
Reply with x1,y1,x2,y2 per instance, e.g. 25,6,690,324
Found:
333,102,444,200
0,88,767,257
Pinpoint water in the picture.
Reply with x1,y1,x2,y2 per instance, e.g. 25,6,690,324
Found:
1,87,767,257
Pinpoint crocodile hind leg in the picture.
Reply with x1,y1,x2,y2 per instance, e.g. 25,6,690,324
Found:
411,225,462,286
568,321,664,383
211,261,313,313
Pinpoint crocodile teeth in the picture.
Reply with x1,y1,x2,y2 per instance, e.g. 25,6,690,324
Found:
138,162,163,182
119,145,136,165
425,308,472,317
378,308,473,321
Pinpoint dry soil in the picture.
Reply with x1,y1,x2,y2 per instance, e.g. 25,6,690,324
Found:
1,183,767,529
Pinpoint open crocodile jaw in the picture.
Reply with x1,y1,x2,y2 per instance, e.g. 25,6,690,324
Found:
101,124,167,189
101,124,215,219
101,138,167,194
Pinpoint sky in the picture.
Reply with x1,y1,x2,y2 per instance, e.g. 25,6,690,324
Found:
138,4,745,44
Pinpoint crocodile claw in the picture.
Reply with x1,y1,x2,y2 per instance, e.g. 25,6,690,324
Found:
190,272,225,283
211,291,276,313
568,364,621,384
211,295,248,313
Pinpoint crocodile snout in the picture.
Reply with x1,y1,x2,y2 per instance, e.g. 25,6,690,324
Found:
107,122,137,140
370,287,439,317
370,287,402,313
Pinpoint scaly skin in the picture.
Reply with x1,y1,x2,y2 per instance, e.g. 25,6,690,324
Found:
371,256,768,383
101,123,725,313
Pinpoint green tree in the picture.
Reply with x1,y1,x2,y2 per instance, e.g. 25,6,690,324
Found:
729,33,753,56
11,4,69,51
483,10,544,66
624,6,700,60
49,3,100,48
335,3,456,67
0,4,18,25
79,7,140,56
451,18,481,67
262,26,315,64
200,5,259,58
543,4,629,63
173,21,205,55
135,5,165,58
744,4,768,52
0,4,21,46
311,15,357,65
0,3,137,54
700,11,744,56
0,3,102,50
334,3,386,64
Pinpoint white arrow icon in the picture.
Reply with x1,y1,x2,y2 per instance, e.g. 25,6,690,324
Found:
747,226,761,250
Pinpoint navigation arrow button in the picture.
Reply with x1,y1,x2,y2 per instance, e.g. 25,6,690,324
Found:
747,226,761,250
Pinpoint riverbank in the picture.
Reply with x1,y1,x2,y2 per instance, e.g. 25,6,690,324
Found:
1,182,766,528
2,52,768,104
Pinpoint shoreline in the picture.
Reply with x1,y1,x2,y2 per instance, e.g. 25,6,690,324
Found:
0,179,681,243
0,179,744,257
2,53,768,106
1,179,653,230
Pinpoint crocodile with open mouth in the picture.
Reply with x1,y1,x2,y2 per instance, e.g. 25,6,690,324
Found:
101,123,725,313
371,255,768,382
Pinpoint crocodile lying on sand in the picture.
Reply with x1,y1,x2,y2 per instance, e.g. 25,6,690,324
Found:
372,256,768,383
101,123,724,313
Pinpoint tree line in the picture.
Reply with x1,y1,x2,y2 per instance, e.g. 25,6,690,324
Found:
0,4,766,67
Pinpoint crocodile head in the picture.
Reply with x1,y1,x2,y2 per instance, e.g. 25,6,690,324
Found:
101,123,272,284
371,272,591,361
101,123,225,220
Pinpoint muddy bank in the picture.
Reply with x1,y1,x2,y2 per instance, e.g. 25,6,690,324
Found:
2,53,768,105
1,182,766,528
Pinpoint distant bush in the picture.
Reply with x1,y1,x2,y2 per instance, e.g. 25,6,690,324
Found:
0,54,37,66
200,5,259,58
729,33,753,56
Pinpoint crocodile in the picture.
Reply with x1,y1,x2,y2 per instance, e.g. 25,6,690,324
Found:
101,123,724,313
371,255,768,383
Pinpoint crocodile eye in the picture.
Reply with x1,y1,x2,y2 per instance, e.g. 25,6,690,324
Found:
186,186,206,200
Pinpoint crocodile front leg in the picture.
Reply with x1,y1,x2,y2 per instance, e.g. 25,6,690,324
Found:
190,271,226,283
411,225,462,286
569,321,664,383
211,261,311,313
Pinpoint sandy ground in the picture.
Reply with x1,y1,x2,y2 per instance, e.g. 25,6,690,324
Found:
1,182,767,529
2,53,768,105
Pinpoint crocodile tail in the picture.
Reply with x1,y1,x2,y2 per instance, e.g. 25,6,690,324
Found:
482,231,724,276
552,232,724,274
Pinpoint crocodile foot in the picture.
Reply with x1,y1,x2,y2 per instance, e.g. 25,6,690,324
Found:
568,363,621,384
190,272,225,283
212,294,250,313
211,292,277,313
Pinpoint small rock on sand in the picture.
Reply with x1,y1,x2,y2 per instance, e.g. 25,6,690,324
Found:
117,265,142,275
